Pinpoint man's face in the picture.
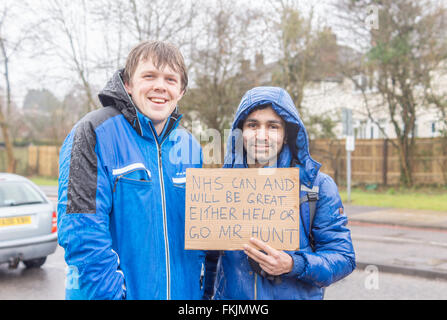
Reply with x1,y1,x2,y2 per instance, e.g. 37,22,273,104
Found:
242,106,286,167
124,58,184,130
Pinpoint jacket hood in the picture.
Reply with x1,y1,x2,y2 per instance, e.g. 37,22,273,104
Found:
223,86,321,187
98,69,143,135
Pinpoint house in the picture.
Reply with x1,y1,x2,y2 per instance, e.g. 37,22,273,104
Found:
243,41,446,140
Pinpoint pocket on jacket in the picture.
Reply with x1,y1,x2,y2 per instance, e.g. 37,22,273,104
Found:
113,167,152,192
112,169,154,212
112,163,151,182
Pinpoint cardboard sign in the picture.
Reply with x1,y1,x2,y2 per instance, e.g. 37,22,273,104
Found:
184,168,300,251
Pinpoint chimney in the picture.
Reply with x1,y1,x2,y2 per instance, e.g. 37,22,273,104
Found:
255,53,264,70
240,59,250,74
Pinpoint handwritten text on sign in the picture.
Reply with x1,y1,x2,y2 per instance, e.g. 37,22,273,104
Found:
184,168,300,250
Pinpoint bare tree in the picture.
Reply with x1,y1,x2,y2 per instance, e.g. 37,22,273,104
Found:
126,0,196,46
41,0,99,114
0,1,41,172
181,0,262,134
335,0,447,186
263,1,339,114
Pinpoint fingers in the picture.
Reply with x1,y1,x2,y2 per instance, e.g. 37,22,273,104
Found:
243,237,280,266
259,263,277,275
243,237,293,276
249,238,278,257
243,243,271,265
244,248,278,275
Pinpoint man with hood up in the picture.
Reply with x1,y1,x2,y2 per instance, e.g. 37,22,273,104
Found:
210,86,355,300
57,41,205,299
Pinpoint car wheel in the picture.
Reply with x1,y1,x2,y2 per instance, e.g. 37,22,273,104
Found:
23,257,47,269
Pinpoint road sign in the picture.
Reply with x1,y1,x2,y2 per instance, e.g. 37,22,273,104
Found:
342,108,353,136
346,135,355,151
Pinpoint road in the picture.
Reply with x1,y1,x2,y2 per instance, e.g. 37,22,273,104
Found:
326,267,447,300
0,245,65,300
1,239,447,300
1,189,446,300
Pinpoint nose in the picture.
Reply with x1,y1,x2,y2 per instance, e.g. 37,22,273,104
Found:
255,126,267,140
153,77,167,92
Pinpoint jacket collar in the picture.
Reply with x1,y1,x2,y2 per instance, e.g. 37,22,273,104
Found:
136,109,182,143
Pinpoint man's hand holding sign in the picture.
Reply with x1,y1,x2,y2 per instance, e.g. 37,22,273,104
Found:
243,237,294,275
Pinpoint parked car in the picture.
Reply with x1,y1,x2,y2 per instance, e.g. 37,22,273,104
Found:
0,173,57,269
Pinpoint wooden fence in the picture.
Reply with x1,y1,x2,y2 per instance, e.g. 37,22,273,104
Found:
0,145,60,178
27,145,60,178
0,138,445,186
310,137,447,186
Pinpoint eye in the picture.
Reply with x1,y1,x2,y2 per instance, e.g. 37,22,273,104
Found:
144,74,154,79
167,77,177,83
247,123,257,128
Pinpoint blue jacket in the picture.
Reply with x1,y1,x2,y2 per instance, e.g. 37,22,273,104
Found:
213,87,356,300
57,70,205,300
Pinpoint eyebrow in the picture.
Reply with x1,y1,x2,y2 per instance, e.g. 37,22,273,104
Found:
245,118,284,125
141,70,179,78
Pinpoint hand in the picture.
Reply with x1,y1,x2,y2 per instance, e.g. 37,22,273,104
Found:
243,238,293,276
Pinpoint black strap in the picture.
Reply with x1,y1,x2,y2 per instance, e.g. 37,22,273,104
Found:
301,192,319,230
300,189,319,251
247,252,282,284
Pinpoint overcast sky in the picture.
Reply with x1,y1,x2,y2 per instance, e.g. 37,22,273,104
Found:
2,0,363,109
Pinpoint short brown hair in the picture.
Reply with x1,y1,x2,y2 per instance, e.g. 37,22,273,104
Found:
123,40,188,92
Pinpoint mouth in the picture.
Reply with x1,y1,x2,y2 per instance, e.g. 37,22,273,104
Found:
250,144,270,150
148,97,169,104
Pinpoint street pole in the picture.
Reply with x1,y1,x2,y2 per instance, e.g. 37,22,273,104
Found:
342,108,354,204
347,149,351,204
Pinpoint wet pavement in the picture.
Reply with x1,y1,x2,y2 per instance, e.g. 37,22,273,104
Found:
346,205,447,280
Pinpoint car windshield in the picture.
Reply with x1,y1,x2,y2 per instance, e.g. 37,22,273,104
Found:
0,181,46,207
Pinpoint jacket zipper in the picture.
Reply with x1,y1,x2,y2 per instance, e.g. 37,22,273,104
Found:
151,128,171,300
113,174,124,193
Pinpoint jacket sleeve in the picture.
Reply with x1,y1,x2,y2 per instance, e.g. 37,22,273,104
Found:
57,120,125,300
288,174,356,288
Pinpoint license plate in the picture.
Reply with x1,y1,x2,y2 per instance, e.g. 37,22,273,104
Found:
0,216,32,227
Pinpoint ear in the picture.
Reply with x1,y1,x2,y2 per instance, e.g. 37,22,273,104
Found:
124,81,132,95
178,89,185,101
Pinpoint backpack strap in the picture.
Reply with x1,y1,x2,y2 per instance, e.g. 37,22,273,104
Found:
300,185,319,250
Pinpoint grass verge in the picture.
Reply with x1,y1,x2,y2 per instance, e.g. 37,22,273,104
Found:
29,176,58,186
340,187,447,212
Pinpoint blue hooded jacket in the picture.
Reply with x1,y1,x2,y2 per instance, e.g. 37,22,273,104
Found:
213,87,355,300
57,70,205,300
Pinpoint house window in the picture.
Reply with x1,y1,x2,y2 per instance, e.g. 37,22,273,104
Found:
353,74,367,93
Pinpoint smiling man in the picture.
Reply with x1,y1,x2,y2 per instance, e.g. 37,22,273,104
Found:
57,41,205,300
206,87,356,300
